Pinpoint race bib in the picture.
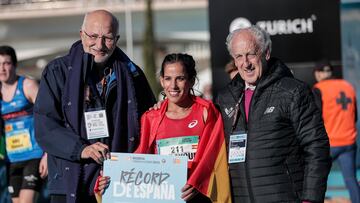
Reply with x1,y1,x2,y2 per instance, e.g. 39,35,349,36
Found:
157,136,199,161
228,133,247,163
6,128,32,153
84,109,109,140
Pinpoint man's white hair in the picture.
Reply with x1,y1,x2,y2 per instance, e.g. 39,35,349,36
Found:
226,25,272,56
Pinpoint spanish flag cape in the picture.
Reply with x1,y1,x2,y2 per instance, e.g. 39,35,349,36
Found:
135,96,232,203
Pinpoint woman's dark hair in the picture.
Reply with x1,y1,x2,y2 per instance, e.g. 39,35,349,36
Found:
160,53,197,83
0,45,17,67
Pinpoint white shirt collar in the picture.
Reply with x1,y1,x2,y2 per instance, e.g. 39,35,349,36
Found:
245,83,256,91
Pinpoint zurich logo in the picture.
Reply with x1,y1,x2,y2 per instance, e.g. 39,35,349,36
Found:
188,120,198,128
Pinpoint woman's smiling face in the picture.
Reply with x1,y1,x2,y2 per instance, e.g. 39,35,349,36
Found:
160,62,194,106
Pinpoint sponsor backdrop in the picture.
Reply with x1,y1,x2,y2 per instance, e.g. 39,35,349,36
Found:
208,0,341,94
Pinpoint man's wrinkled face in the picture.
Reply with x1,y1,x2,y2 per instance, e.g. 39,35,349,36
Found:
231,31,269,86
80,13,118,64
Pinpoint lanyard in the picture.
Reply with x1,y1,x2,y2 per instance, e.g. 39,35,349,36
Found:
231,91,244,133
100,68,112,99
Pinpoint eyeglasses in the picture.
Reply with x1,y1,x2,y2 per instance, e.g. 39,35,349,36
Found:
82,30,118,44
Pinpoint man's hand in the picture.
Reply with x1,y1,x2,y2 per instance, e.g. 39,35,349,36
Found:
39,153,48,179
181,184,199,201
149,100,164,111
81,142,110,164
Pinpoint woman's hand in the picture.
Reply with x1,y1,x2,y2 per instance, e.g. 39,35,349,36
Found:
95,170,111,195
181,184,199,201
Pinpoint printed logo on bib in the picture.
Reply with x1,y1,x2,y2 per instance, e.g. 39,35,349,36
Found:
5,124,13,133
6,129,32,153
157,136,199,161
188,120,198,128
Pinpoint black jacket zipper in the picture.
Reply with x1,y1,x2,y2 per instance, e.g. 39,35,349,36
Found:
244,105,255,202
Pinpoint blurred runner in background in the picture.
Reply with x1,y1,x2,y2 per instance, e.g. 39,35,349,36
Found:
0,45,47,203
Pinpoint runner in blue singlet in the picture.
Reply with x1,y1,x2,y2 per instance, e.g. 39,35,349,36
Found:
0,45,47,203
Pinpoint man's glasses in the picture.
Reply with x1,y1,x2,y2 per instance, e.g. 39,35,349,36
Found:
82,30,118,44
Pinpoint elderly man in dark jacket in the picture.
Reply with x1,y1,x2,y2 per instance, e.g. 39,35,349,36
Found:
215,25,331,203
34,10,155,203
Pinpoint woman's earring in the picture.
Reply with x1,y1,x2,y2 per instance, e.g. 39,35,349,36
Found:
161,91,166,100
190,88,195,95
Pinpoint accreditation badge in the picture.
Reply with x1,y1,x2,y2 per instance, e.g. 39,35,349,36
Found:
228,133,247,163
84,109,109,140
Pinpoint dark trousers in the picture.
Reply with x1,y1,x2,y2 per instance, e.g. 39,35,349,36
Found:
50,195,66,203
188,192,212,203
331,144,360,203
50,194,97,203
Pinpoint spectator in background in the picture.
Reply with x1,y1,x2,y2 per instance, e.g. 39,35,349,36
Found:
215,25,331,202
224,59,238,80
34,10,155,203
313,61,360,203
0,45,47,203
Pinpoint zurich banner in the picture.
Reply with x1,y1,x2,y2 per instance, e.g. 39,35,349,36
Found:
208,0,341,93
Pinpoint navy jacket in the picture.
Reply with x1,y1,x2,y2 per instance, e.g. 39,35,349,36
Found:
34,41,155,202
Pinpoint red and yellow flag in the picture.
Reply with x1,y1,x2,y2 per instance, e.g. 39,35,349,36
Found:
186,98,232,203
136,97,232,203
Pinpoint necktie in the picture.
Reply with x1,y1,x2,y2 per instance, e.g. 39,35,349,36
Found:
245,89,254,122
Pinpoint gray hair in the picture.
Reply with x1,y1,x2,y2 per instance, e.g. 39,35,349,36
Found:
81,10,119,36
226,25,272,56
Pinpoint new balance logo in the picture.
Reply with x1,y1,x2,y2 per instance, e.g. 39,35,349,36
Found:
264,106,275,114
